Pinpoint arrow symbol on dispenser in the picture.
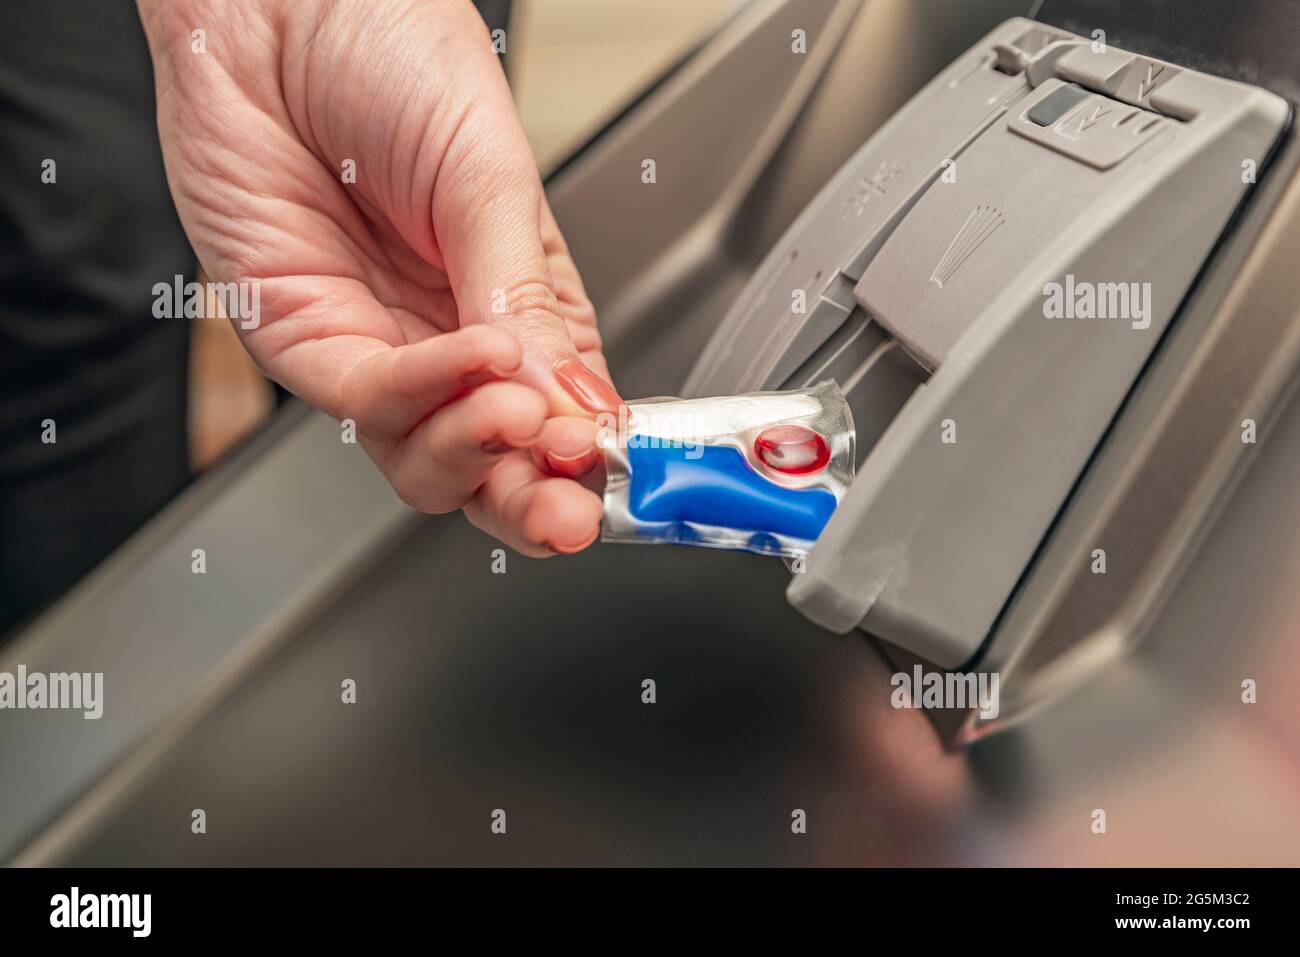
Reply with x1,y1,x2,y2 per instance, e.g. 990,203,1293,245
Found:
1079,104,1110,132
1137,63,1165,101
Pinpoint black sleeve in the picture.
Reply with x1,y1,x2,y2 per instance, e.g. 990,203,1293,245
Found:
0,0,195,637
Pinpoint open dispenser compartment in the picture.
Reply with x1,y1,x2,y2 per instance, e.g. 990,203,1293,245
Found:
685,18,1289,688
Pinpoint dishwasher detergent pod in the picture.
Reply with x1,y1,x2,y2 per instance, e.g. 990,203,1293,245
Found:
600,381,855,557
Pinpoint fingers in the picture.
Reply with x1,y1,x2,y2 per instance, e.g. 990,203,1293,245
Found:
540,198,601,345
424,38,624,419
530,416,601,480
379,381,548,515
342,325,524,442
465,452,604,558
539,196,616,391
437,175,619,418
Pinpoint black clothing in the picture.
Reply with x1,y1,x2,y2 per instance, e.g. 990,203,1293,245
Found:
0,1,193,636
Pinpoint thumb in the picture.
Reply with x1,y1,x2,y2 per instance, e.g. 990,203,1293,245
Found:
432,102,620,420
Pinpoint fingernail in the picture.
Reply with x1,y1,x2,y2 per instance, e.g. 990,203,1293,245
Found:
542,528,600,555
463,359,524,389
545,448,598,476
554,358,623,416
486,358,524,378
483,422,545,456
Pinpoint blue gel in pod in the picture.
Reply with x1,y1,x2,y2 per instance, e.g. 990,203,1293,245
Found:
626,444,836,542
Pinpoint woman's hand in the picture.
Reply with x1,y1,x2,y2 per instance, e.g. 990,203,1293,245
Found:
138,0,620,555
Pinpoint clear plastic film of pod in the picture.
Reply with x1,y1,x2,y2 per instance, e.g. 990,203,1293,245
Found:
599,381,855,558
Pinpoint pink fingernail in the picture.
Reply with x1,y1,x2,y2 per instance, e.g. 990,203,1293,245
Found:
545,448,598,476
542,528,600,555
554,358,623,416
486,358,524,378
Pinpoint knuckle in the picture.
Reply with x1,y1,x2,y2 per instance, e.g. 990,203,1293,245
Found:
493,280,562,326
568,296,598,328
568,322,602,353
337,359,379,435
